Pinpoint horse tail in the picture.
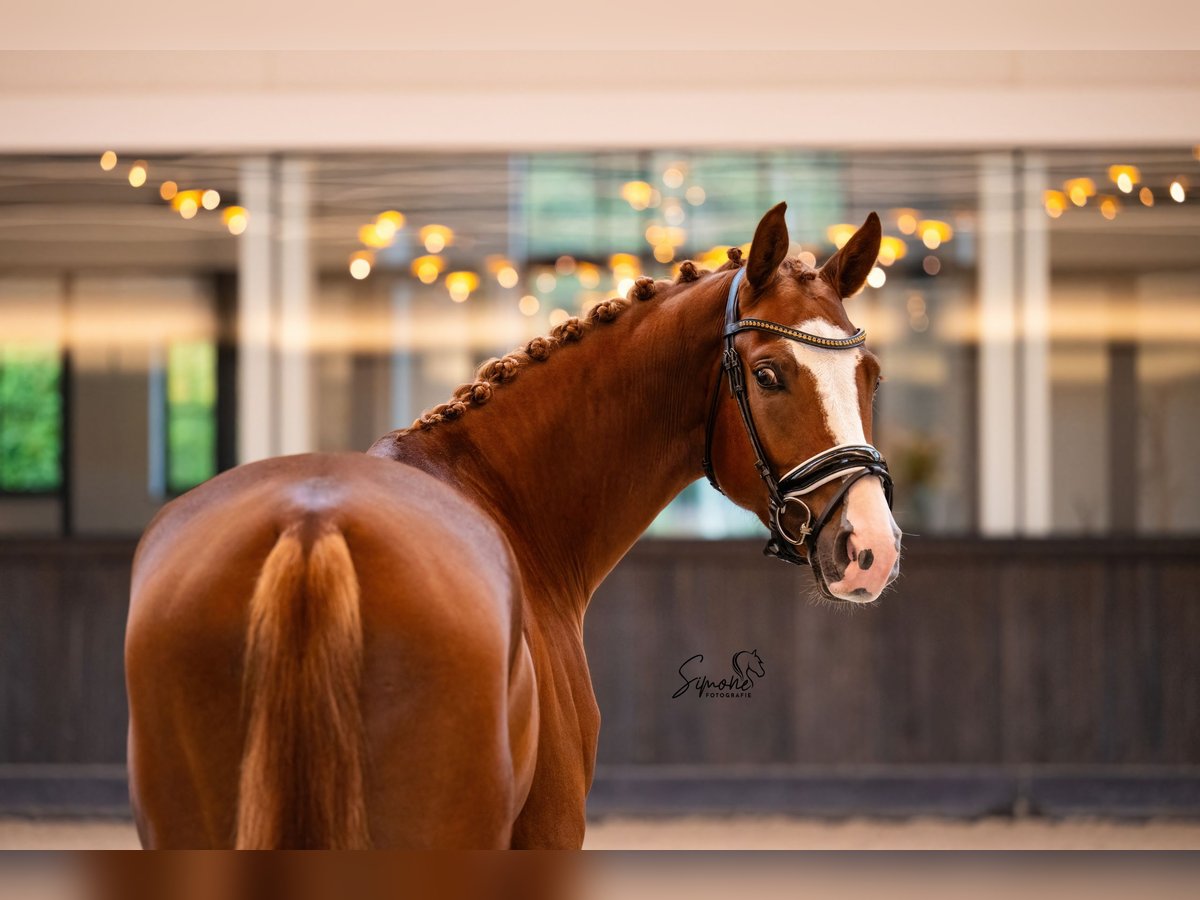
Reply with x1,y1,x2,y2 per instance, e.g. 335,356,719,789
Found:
235,523,371,849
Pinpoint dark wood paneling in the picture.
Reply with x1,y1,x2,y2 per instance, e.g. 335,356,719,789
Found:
0,540,131,763
585,538,1200,768
0,537,1197,771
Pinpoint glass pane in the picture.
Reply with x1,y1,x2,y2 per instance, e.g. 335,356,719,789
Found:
0,345,62,492
1044,150,1200,534
166,341,217,492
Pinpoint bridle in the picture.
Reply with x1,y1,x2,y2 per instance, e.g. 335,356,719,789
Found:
701,266,894,568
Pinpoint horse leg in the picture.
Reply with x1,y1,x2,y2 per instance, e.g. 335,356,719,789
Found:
351,572,539,848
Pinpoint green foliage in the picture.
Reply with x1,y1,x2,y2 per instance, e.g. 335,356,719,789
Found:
0,346,62,492
166,342,216,492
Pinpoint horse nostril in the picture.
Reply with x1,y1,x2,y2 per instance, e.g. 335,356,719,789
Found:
857,548,875,571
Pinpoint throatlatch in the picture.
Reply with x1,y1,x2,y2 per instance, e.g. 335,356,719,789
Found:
701,266,894,567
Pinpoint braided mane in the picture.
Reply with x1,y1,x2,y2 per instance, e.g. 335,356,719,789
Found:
398,249,748,435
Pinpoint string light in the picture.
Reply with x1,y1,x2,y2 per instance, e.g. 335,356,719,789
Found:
1043,190,1067,218
1139,187,1155,207
349,251,373,280
171,190,202,219
894,209,919,235
555,255,577,276
445,271,479,303
577,263,601,289
620,181,654,211
128,161,148,188
662,166,685,189
826,224,856,249
923,255,941,276
99,151,118,171
918,220,953,250
1064,178,1096,207
548,308,569,327
609,253,640,281
159,181,178,201
419,224,453,254
876,236,908,266
221,206,249,235
358,223,393,249
497,266,519,289
866,267,887,289
518,295,540,316
644,225,686,248
201,189,220,210
411,255,444,284
685,186,706,206
374,210,405,241
536,272,557,293
696,247,729,270
1107,165,1140,194
1099,196,1120,220
1169,179,1187,203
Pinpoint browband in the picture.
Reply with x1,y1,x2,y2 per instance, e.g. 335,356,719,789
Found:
728,319,867,350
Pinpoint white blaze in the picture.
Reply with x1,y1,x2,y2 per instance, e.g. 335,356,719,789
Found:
788,318,867,447
789,317,899,602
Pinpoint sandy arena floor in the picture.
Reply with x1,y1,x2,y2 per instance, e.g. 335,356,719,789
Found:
0,816,1198,850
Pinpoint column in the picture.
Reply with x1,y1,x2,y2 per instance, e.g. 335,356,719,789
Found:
278,157,314,455
1019,154,1053,535
976,153,1019,535
237,156,274,464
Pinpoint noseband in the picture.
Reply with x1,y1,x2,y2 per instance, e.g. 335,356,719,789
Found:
701,267,894,567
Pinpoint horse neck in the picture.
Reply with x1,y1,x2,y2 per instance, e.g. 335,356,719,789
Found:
390,273,732,615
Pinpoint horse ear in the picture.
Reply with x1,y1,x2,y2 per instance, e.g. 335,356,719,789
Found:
820,212,881,299
746,202,790,292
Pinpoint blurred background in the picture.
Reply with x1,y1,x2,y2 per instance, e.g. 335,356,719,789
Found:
0,44,1198,845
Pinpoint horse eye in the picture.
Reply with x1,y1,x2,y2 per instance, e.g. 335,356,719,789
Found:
754,367,779,388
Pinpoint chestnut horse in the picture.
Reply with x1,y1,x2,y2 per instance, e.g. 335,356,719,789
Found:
124,203,900,849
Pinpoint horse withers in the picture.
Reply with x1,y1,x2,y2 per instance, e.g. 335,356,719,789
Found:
124,202,899,848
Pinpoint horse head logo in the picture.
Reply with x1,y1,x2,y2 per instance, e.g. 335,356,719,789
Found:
731,649,765,684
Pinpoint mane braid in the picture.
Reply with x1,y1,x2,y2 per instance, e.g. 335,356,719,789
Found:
396,248,745,436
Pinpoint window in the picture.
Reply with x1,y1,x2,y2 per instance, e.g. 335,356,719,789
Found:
0,345,62,493
165,341,217,493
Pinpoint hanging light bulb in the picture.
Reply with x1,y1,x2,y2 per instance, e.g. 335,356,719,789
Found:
1107,165,1140,194
349,251,374,280
445,271,480,303
221,206,249,235
128,161,148,188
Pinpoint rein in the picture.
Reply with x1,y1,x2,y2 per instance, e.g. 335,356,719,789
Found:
701,267,894,567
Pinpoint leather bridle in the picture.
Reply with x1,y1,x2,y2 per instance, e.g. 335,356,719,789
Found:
701,266,894,567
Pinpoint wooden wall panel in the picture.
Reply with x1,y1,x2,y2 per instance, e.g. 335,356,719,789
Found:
0,537,1196,770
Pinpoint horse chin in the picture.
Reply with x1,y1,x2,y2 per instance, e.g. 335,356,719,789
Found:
809,556,847,603
811,530,870,604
